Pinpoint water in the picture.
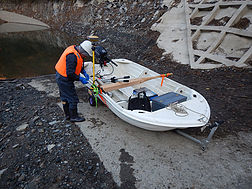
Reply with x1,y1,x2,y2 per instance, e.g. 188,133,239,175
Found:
0,28,77,79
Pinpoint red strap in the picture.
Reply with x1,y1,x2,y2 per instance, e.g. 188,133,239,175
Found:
99,88,107,105
161,74,165,87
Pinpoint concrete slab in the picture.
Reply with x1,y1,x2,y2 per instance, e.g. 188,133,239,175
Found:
74,100,252,189
0,10,49,27
215,33,252,57
151,1,189,65
152,0,252,69
0,10,49,33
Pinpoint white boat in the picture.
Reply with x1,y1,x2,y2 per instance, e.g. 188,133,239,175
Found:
84,58,210,131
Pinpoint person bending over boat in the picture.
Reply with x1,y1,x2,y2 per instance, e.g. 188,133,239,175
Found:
55,40,92,122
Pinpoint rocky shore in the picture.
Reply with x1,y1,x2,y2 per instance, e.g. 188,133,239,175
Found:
0,76,118,189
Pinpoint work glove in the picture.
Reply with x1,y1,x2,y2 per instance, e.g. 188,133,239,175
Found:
81,70,90,81
79,76,88,84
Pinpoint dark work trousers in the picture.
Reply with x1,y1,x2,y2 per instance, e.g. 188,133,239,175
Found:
56,72,79,109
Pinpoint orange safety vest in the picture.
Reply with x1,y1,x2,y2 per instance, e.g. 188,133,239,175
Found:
55,45,83,77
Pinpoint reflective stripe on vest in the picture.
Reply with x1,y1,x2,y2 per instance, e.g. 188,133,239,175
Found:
55,45,83,77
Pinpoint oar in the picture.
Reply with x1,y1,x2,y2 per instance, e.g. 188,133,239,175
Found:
100,73,173,92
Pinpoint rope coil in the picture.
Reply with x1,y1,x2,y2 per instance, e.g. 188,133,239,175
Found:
166,103,208,123
166,103,188,117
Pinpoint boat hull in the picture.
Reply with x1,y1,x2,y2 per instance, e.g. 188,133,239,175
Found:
86,59,211,131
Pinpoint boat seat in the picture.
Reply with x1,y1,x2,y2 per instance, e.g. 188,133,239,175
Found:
118,86,134,98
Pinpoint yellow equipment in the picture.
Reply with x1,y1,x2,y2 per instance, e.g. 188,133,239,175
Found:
87,35,99,84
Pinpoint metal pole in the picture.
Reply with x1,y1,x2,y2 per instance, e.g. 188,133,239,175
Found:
87,35,99,84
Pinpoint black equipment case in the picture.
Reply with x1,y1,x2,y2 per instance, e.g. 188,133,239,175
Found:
133,87,158,100
128,91,151,112
151,92,187,111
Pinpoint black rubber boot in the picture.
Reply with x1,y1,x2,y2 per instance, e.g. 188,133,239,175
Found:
69,108,85,122
62,102,70,120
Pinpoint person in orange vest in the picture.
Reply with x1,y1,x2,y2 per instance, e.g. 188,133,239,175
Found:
55,40,92,122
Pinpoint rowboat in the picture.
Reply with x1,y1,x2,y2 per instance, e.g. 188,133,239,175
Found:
84,58,211,131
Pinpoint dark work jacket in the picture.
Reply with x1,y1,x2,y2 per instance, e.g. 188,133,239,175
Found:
66,52,84,82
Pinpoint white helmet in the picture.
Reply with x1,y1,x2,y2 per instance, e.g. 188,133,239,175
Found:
80,40,92,57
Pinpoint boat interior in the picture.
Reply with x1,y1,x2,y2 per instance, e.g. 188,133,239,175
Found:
91,61,198,112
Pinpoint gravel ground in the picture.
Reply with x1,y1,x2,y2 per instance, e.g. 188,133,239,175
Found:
0,77,118,189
